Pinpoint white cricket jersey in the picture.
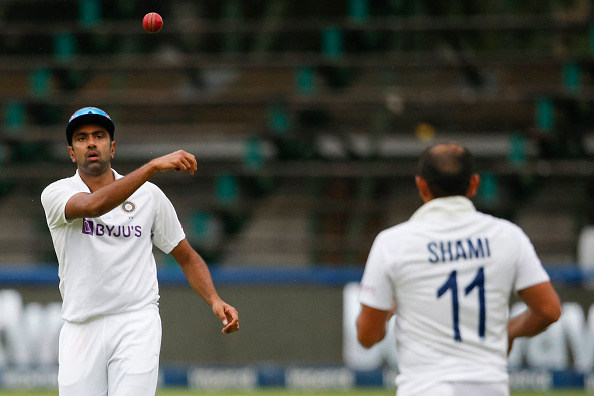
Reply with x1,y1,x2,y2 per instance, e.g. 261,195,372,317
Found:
359,196,550,387
41,169,185,323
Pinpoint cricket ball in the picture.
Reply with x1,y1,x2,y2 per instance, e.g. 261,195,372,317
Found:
143,12,163,33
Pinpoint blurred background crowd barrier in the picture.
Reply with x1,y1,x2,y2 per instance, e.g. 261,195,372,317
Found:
0,0,593,391
0,266,592,391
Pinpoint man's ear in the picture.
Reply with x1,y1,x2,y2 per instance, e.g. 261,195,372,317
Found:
466,173,481,198
67,146,76,163
110,141,116,158
415,176,434,203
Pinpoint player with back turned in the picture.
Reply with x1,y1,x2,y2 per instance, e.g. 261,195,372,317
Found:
357,143,561,396
41,107,239,396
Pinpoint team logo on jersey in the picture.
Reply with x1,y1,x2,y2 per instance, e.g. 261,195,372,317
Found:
81,218,142,238
121,200,137,214
82,218,94,236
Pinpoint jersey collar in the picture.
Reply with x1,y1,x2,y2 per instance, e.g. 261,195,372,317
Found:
410,196,477,220
73,168,123,190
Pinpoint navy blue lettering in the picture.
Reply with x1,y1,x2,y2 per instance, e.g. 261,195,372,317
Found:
467,238,483,258
123,226,131,237
428,242,439,263
106,225,114,236
96,224,105,236
135,226,142,237
428,237,491,263
113,226,121,237
441,241,453,262
455,240,467,260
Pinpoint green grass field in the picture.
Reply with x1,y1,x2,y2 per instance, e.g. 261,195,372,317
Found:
0,388,587,396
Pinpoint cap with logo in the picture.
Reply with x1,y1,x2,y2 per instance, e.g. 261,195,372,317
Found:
66,107,115,145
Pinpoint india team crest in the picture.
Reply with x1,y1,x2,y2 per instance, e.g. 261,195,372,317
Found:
121,200,137,214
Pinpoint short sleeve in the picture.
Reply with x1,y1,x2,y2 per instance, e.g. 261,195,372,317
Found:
358,233,394,311
41,181,80,229
514,228,550,292
149,184,185,254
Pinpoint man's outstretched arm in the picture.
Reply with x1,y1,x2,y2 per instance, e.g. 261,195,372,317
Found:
65,150,197,219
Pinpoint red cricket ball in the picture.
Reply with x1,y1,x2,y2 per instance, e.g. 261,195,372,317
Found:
143,12,163,33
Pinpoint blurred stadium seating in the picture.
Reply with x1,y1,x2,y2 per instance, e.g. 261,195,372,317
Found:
0,0,592,267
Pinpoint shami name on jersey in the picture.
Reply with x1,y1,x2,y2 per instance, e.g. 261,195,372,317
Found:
427,237,490,263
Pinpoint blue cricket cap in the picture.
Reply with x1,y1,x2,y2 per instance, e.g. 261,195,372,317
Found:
66,106,115,145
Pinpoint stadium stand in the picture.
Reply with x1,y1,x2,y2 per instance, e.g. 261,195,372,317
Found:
0,0,592,267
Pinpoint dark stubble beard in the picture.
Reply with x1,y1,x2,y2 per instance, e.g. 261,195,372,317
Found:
79,157,111,177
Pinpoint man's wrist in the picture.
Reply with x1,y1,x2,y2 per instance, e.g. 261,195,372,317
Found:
144,160,161,177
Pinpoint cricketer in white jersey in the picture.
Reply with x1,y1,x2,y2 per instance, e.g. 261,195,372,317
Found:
41,107,239,396
357,143,561,396
42,169,182,322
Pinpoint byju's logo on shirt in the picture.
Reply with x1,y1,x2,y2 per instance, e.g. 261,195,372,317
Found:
82,218,142,238
82,218,94,235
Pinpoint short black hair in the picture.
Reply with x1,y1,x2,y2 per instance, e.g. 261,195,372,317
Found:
417,143,474,198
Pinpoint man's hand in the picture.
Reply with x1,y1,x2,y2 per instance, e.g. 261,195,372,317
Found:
212,299,239,334
150,150,197,175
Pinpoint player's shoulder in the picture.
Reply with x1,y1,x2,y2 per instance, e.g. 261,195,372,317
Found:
142,180,164,193
475,210,530,243
477,210,524,231
141,180,159,191
41,174,79,197
44,174,78,188
374,219,418,242
139,181,169,200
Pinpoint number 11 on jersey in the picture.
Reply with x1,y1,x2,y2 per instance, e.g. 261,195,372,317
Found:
437,267,486,342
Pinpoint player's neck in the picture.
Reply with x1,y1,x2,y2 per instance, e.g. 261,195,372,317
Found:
79,167,115,192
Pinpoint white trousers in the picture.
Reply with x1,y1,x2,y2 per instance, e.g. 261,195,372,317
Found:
397,381,509,396
58,306,162,396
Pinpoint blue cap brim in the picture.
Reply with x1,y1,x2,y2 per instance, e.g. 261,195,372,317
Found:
66,114,115,145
